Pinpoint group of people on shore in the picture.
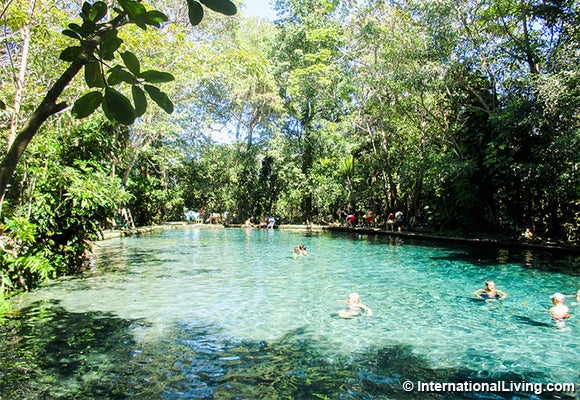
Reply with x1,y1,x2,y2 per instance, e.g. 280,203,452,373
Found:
345,210,405,231
184,210,227,224
336,281,579,322
244,216,276,229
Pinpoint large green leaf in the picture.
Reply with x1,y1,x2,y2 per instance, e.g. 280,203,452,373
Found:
88,1,108,22
68,23,82,33
187,0,204,26
144,84,174,114
145,10,169,24
82,1,91,17
84,62,105,88
121,51,140,75
139,70,175,83
136,10,169,28
59,46,83,62
100,29,123,60
61,29,81,40
200,0,237,16
107,66,136,86
72,91,103,119
78,20,98,37
103,87,135,125
132,85,147,117
118,0,147,20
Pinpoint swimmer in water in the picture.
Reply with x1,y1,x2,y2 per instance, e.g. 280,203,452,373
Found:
293,245,308,256
337,292,373,318
549,292,570,321
473,280,508,300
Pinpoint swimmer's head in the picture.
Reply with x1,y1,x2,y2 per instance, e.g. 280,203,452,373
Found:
485,281,496,289
347,293,361,303
550,292,565,303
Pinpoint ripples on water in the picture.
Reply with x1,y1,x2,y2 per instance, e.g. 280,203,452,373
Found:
0,228,578,399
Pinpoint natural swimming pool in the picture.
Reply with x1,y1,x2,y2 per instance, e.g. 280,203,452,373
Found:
1,227,578,399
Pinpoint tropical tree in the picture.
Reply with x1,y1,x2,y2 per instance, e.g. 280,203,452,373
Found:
273,0,352,221
0,0,237,204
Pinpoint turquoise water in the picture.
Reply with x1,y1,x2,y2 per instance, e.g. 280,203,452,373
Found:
1,228,578,399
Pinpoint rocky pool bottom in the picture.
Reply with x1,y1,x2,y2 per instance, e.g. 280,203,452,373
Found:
1,300,577,400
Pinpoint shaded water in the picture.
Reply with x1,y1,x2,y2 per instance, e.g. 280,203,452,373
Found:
1,228,579,399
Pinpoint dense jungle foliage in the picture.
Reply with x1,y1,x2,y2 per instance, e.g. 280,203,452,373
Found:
1,0,579,307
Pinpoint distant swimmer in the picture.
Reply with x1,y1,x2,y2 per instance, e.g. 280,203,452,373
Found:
337,292,373,318
292,245,308,257
473,280,508,300
566,289,580,305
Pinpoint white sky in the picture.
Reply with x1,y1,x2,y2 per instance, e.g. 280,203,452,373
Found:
240,0,276,20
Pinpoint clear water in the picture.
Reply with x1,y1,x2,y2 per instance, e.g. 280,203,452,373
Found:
1,228,579,399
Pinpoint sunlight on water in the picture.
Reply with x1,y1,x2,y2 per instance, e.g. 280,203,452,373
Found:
8,228,580,397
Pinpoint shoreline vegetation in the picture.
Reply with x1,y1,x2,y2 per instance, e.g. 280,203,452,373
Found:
100,222,580,254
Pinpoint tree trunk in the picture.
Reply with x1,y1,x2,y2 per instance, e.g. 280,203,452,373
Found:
0,53,92,204
8,0,36,150
0,15,125,204
520,0,539,75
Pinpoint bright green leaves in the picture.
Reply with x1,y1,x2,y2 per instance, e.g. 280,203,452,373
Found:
73,57,175,124
187,0,237,26
62,2,175,125
60,0,238,126
117,0,169,29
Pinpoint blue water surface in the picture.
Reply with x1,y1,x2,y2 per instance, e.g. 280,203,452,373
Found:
2,227,579,399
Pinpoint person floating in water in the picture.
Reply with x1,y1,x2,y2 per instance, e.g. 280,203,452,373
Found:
473,280,508,300
549,292,570,321
293,245,308,257
337,292,373,318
